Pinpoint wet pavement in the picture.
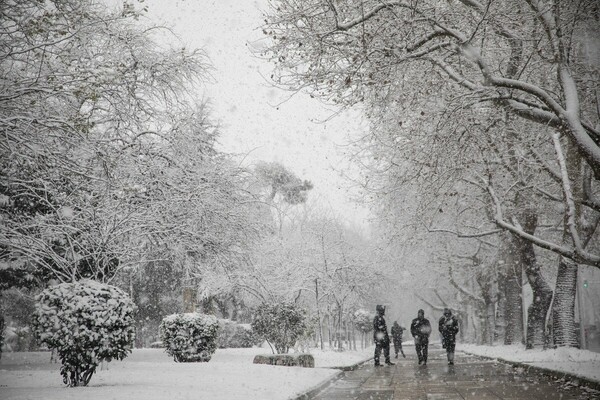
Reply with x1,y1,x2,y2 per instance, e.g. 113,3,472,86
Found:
310,346,599,399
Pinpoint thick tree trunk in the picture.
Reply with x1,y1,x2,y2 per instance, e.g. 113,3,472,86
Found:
525,277,553,349
503,235,524,345
504,274,524,344
552,257,579,347
183,287,197,313
512,209,553,349
477,268,497,346
551,138,583,348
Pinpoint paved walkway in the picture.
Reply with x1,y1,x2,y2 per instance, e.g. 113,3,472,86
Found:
311,346,598,399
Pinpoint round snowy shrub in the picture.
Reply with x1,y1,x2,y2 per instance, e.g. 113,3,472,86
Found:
353,309,374,334
217,319,257,348
251,302,307,354
31,280,136,387
159,313,218,362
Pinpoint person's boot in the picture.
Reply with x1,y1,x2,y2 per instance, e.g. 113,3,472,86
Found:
385,359,395,366
395,353,398,359
448,352,454,365
401,350,406,358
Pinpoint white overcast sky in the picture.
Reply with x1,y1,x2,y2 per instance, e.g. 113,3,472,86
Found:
118,0,372,229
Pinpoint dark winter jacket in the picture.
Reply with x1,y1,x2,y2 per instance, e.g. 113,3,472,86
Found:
373,314,390,343
410,317,432,340
438,315,459,346
391,323,405,344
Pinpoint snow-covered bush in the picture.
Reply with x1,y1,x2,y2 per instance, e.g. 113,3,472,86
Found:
159,313,218,362
251,302,307,354
217,319,256,348
353,309,374,334
31,280,136,387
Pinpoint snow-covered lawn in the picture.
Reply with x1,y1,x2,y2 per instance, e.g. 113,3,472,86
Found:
459,344,600,383
0,347,373,400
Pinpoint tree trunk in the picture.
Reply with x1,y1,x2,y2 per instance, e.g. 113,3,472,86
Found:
337,307,343,351
552,257,579,347
479,272,497,346
0,301,4,360
494,275,506,343
512,209,553,349
503,234,524,345
552,138,583,348
315,279,324,350
494,247,507,343
327,313,332,349
182,287,197,313
485,302,495,345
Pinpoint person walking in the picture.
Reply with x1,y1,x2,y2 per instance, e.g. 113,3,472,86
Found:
410,309,431,365
390,321,406,358
373,305,395,367
438,308,459,365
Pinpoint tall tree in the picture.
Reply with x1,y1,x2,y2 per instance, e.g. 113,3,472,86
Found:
263,0,600,348
263,0,600,266
1,0,264,285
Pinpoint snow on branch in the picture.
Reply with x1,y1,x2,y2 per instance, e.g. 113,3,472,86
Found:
425,226,502,238
448,265,485,305
334,1,406,31
551,133,585,251
486,180,600,267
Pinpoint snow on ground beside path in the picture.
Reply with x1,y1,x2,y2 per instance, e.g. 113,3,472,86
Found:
310,347,373,368
459,344,600,383
0,347,373,400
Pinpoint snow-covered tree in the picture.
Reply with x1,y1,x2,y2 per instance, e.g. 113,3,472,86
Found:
263,0,600,348
1,0,264,285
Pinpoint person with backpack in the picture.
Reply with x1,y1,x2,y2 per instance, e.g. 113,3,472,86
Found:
373,305,395,367
410,309,431,365
439,308,459,365
390,321,406,358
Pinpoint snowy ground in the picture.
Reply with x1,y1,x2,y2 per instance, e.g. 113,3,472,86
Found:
459,343,600,383
4,344,599,399
0,347,373,400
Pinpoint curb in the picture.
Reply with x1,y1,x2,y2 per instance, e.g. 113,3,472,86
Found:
330,355,374,371
291,356,374,400
461,351,600,392
291,369,344,400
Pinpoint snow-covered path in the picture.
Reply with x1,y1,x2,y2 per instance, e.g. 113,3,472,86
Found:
311,347,600,399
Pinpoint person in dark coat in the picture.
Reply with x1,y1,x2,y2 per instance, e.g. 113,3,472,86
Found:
390,321,406,358
410,309,431,365
373,305,394,367
438,308,459,365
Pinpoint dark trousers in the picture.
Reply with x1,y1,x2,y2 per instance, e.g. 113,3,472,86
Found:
374,340,390,365
444,339,456,353
443,336,456,362
393,340,404,356
415,336,429,363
